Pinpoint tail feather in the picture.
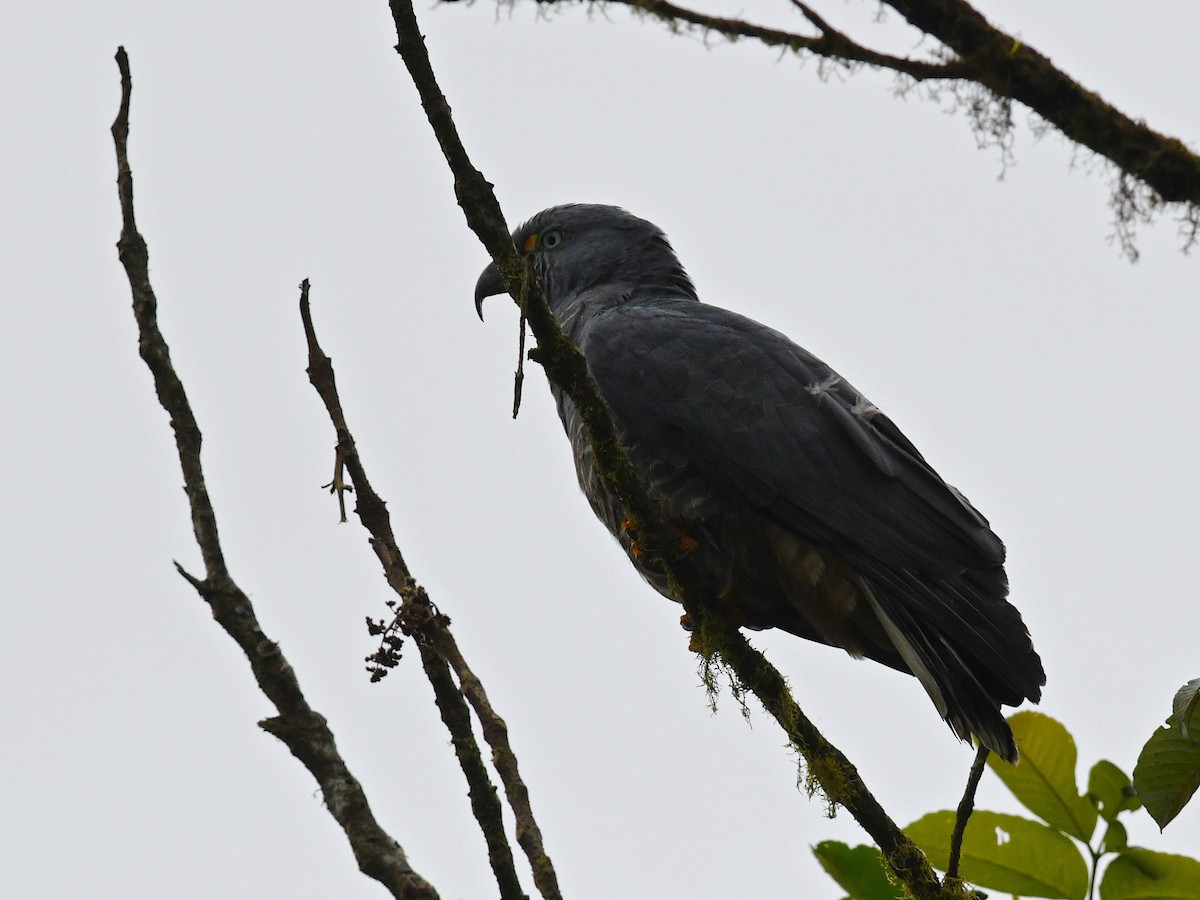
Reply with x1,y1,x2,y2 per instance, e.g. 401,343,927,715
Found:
856,562,1044,764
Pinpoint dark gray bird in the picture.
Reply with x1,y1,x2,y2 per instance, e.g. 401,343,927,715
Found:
475,204,1044,762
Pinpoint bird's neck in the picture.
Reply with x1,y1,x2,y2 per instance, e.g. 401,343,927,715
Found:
553,282,698,341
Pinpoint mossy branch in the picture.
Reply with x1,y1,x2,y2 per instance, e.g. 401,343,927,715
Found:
883,0,1199,208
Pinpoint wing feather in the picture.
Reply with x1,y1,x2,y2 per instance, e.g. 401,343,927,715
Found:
581,300,999,572
578,298,1043,757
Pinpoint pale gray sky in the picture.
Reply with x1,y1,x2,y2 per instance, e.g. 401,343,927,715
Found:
3,1,1198,897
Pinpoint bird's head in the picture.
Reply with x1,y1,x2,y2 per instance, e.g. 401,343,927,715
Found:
473,204,697,321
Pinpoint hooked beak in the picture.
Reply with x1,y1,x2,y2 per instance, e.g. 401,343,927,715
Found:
473,261,507,321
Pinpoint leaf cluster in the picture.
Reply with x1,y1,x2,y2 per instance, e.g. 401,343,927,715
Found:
816,692,1200,900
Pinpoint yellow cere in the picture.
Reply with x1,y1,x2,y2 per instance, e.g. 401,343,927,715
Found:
523,233,539,252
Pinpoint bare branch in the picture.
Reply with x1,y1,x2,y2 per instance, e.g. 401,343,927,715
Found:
434,636,561,897
469,0,1200,253
418,640,528,900
947,743,990,881
386,3,962,897
110,47,439,900
300,283,562,900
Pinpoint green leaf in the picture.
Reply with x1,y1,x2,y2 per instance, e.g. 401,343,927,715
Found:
1172,679,1200,740
1101,820,1128,854
988,711,1098,841
1134,696,1200,829
1090,759,1142,823
812,841,905,900
905,810,1089,899
1100,848,1200,900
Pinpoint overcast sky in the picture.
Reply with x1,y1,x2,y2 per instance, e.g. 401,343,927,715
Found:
4,1,1199,897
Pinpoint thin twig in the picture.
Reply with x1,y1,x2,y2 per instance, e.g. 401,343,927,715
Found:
111,48,439,900
947,743,990,880
512,306,527,419
300,283,561,900
624,0,967,80
386,3,959,897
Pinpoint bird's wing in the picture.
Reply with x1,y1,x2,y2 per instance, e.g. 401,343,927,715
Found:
580,299,1043,734
580,299,1001,575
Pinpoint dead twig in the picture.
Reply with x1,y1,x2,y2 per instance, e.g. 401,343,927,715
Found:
111,47,439,900
300,282,562,900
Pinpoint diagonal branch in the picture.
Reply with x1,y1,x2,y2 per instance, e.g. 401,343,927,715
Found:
879,0,1199,208
470,0,1200,222
435,636,559,894
300,284,562,900
387,2,962,897
110,47,439,900
417,639,528,900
